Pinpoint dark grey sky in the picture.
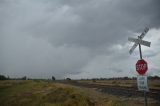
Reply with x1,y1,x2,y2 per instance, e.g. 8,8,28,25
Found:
0,0,160,79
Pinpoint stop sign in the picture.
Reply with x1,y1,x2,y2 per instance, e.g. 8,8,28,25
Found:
136,59,148,75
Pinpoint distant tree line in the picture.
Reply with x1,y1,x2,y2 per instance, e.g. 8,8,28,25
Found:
0,75,28,80
0,74,57,81
81,77,137,81
81,76,160,81
148,76,160,80
0,74,160,80
0,75,8,80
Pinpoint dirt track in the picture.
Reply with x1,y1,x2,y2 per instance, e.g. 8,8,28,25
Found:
59,81,160,101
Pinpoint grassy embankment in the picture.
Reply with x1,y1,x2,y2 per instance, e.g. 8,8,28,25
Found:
0,80,127,106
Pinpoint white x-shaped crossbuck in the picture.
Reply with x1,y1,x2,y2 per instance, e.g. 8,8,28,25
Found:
128,27,151,54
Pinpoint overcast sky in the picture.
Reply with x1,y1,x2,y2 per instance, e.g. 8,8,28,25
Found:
0,0,160,79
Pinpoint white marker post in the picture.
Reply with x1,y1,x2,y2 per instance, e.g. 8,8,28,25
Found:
128,27,151,106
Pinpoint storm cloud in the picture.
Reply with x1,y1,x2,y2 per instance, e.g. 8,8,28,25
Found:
0,0,160,79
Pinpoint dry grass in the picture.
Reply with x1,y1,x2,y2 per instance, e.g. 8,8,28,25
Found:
0,80,159,106
79,79,160,90
0,80,129,106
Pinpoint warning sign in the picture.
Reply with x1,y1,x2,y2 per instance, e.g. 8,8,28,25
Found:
137,75,149,91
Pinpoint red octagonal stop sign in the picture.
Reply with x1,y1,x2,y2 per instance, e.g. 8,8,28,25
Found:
136,59,148,75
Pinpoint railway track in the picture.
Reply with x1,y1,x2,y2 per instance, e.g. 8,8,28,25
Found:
60,81,160,101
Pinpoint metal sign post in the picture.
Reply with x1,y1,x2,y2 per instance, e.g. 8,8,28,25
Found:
128,27,151,106
138,38,148,106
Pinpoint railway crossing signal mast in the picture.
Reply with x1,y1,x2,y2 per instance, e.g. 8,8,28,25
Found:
128,27,151,106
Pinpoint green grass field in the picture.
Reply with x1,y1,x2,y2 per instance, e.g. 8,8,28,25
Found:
0,80,159,106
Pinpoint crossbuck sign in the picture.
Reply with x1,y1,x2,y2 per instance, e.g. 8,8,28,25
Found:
128,27,151,106
128,27,151,54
